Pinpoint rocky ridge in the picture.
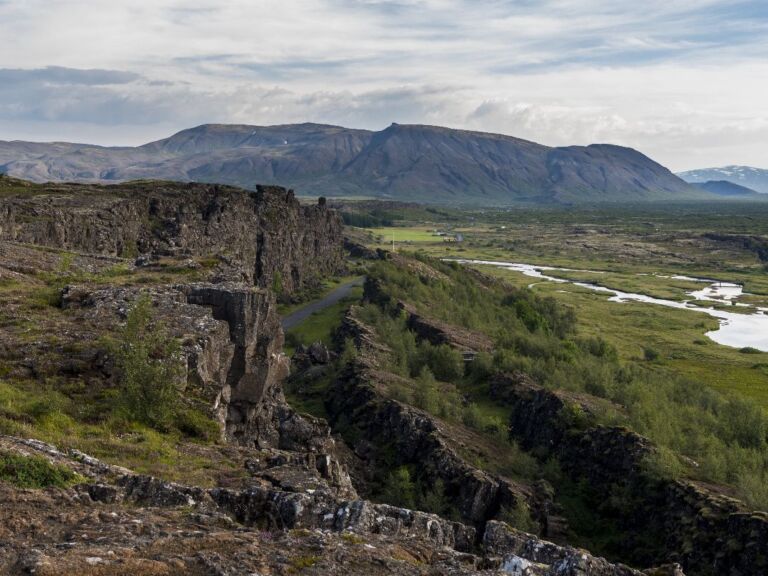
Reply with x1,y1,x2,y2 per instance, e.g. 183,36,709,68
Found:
0,178,682,574
327,307,541,526
0,180,345,450
492,372,768,575
0,179,343,294
0,434,655,575
330,254,768,575
317,307,683,575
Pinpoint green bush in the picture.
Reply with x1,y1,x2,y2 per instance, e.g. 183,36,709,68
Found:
461,402,484,429
740,347,762,354
339,337,358,366
413,366,439,413
376,466,462,520
272,271,284,296
0,451,81,488
643,347,660,361
498,499,540,534
361,254,768,510
112,295,184,430
380,466,417,509
416,342,464,382
420,478,459,520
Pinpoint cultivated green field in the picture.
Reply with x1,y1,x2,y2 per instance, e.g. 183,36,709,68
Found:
368,226,448,244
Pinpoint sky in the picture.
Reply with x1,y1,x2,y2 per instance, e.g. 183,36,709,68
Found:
0,0,766,171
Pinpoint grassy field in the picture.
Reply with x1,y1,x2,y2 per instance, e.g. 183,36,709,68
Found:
278,274,364,316
367,226,451,244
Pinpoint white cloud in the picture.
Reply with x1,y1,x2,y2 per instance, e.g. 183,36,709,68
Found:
0,0,766,170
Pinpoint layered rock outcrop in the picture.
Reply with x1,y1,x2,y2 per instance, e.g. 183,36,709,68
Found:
61,282,342,456
495,373,768,575
0,180,343,293
183,283,290,445
483,521,655,576
364,272,494,357
0,435,661,575
327,307,549,529
400,301,494,356
0,178,345,453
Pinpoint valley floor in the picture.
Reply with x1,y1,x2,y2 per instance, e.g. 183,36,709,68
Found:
351,202,768,409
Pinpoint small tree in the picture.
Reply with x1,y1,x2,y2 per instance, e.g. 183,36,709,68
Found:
498,499,540,534
272,271,284,295
113,295,184,429
339,337,358,366
462,402,484,429
413,366,439,413
380,466,417,509
417,342,464,382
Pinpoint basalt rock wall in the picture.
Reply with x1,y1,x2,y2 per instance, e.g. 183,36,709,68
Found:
0,181,343,293
61,280,342,455
326,308,548,530
493,372,768,576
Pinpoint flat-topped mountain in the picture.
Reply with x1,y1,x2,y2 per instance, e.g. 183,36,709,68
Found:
1,122,712,204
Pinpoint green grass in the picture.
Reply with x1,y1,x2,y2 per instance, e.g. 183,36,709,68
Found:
367,226,454,244
0,373,229,486
358,211,768,410
289,555,319,572
542,269,706,302
285,371,333,420
0,451,83,488
281,284,364,418
278,274,364,316
356,252,768,510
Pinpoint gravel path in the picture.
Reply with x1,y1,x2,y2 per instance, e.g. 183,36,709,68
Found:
281,277,365,330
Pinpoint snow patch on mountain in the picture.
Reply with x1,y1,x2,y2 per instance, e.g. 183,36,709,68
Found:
678,165,768,193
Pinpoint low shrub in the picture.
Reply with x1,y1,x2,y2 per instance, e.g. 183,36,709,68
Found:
0,451,81,488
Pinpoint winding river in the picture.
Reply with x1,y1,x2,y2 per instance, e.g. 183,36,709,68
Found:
454,259,768,352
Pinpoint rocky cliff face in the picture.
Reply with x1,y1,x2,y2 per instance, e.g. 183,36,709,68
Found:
61,281,343,457
0,178,345,453
493,372,768,575
183,283,290,446
0,180,343,293
326,307,561,533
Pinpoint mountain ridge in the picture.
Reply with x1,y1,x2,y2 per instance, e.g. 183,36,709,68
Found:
692,179,760,197
0,122,717,204
678,165,768,194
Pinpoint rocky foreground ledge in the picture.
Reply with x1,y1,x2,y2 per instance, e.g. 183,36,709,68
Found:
0,435,674,575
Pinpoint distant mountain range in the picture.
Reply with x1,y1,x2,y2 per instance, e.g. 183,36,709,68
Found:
0,122,744,204
678,166,768,194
